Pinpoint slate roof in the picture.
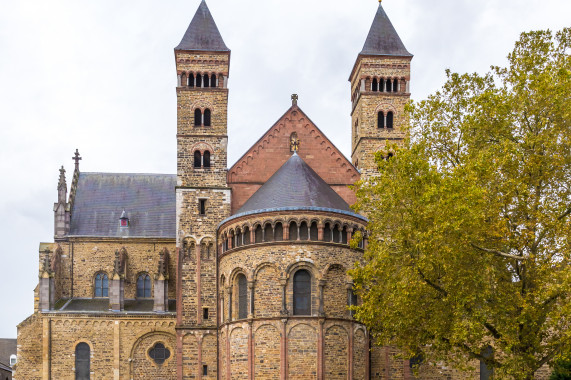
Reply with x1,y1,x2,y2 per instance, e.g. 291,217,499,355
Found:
69,173,176,238
175,0,229,52
59,299,176,313
234,153,361,219
360,3,412,57
0,338,16,366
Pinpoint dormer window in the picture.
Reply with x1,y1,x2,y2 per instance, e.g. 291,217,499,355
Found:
119,210,129,227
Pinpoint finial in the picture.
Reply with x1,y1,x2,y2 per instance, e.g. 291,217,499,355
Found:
291,94,298,106
72,149,82,171
58,166,67,190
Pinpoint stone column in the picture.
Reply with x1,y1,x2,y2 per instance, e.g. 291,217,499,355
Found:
153,274,167,312
280,278,288,316
227,286,233,322
110,273,124,312
248,281,255,318
346,227,353,245
280,319,287,380
318,223,324,241
250,228,255,244
317,318,324,380
284,223,290,240
113,320,120,380
42,317,51,380
318,280,325,317
348,324,354,379
197,334,203,380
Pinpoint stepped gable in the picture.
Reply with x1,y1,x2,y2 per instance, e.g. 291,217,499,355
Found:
228,105,360,214
235,152,353,216
175,0,229,52
69,173,176,238
360,2,412,57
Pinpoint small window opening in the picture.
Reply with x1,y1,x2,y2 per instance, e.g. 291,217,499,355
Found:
393,78,398,92
180,73,187,87
274,223,283,241
203,365,208,376
189,73,195,87
255,225,263,243
149,342,171,366
299,221,309,240
323,223,332,242
199,199,206,215
194,150,202,168
342,226,348,244
386,79,392,93
372,78,378,92
203,150,211,168
203,307,209,320
196,74,202,87
380,78,385,92
204,109,211,127
378,111,385,129
264,224,273,242
243,227,251,244
310,222,318,241
136,274,151,298
387,111,394,128
94,273,109,297
203,74,210,88
194,108,202,126
289,222,298,240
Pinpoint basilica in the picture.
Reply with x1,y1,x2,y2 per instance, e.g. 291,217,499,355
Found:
15,1,495,379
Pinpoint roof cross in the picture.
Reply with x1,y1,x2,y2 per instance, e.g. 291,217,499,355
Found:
72,149,82,171
291,93,298,106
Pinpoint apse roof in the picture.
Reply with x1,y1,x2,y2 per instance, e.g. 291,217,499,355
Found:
360,3,412,57
175,0,229,52
69,173,176,238
228,153,365,222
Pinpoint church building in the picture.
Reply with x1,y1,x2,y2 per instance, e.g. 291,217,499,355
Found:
14,1,492,379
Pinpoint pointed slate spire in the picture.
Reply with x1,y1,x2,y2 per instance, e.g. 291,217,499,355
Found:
360,3,412,57
175,0,229,51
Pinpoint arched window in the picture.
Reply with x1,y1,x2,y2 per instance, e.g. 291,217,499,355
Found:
194,108,202,126
94,273,108,297
323,223,332,242
310,222,318,241
380,78,385,92
136,274,151,298
378,111,385,128
189,73,195,88
203,74,210,88
237,274,248,319
289,222,298,240
264,224,273,242
203,109,211,127
196,73,202,87
180,73,186,87
393,78,398,92
212,74,218,88
293,269,311,315
255,225,263,243
386,79,392,93
243,226,251,245
299,221,308,240
333,224,340,242
203,150,211,168
75,342,90,380
194,150,202,168
342,226,348,244
274,222,283,241
387,111,394,128
372,78,378,92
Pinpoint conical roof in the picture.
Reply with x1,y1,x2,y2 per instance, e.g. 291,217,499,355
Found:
236,153,353,215
175,0,229,52
360,3,412,57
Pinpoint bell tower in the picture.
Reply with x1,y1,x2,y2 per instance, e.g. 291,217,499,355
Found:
174,1,230,378
350,1,413,179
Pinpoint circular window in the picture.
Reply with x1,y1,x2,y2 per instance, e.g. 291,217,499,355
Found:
148,342,170,365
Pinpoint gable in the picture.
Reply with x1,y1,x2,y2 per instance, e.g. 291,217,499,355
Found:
228,106,360,214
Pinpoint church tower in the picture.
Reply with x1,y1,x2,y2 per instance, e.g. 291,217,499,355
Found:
350,2,412,179
174,1,230,378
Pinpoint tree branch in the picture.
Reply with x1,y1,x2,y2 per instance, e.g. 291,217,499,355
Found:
417,268,448,297
471,243,524,260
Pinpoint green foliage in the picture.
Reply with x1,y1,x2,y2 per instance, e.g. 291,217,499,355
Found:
351,28,571,380
550,355,571,380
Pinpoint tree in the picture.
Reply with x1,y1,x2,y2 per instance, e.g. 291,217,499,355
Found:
550,355,571,380
350,28,571,380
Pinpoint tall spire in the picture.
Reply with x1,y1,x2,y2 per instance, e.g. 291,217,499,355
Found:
360,3,412,57
175,0,229,51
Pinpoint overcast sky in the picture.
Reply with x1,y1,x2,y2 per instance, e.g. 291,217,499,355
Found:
0,0,569,339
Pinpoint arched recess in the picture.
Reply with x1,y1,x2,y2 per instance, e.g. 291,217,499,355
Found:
230,327,248,380
288,324,318,378
353,328,368,380
130,331,176,379
254,264,281,317
75,342,90,380
254,324,280,378
324,264,348,318
324,325,349,379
